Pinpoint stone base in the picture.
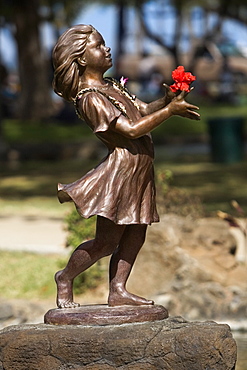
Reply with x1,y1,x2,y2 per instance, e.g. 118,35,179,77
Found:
0,317,237,369
44,304,168,325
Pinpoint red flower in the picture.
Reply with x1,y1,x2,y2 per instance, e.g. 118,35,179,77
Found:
170,66,196,92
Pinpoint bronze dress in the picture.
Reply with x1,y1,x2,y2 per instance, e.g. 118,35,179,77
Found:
57,80,159,225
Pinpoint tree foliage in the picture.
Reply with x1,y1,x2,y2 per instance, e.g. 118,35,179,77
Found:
94,0,247,78
134,0,247,71
1,0,247,119
0,0,88,119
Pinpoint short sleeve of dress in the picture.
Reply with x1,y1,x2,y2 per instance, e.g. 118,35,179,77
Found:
79,92,122,133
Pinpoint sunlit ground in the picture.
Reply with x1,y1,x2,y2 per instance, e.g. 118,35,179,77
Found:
1,154,247,217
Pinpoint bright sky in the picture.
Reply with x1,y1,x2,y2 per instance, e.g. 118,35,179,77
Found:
0,4,118,70
1,3,247,69
74,4,117,50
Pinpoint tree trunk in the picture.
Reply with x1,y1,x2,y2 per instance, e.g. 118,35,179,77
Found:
13,0,54,120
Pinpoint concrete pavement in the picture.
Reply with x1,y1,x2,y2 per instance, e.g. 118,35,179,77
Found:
0,215,68,254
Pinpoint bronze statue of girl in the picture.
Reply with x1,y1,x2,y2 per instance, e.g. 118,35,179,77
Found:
52,24,200,308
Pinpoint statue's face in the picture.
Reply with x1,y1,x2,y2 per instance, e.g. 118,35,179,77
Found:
82,31,112,73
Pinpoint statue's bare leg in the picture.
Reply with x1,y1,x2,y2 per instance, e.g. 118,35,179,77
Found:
55,216,125,308
55,270,80,308
108,224,154,306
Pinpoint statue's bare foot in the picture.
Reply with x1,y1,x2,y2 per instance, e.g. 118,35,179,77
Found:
55,270,80,309
108,287,154,307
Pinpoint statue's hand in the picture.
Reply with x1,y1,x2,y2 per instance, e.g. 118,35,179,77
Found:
168,89,200,121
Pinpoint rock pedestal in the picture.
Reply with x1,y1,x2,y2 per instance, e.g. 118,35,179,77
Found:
0,316,237,370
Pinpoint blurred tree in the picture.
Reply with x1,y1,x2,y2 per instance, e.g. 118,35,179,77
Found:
97,0,247,84
0,0,86,120
1,0,247,121
134,0,247,73
135,0,247,71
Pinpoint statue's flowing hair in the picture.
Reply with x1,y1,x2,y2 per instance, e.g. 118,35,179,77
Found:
52,24,95,102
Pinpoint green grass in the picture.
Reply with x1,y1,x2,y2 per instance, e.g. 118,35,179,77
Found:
3,102,247,144
156,160,247,215
152,103,247,141
1,154,247,217
0,251,58,299
0,159,95,217
2,119,92,144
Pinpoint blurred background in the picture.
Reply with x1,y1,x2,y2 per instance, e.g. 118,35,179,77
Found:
0,2,247,366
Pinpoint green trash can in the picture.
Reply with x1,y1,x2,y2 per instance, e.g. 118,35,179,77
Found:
208,117,244,163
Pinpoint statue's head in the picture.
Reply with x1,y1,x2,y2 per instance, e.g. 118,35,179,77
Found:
52,24,96,101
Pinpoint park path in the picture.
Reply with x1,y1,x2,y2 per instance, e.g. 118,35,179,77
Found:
0,215,68,255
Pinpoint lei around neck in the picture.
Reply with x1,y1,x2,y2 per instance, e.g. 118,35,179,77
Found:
73,77,140,120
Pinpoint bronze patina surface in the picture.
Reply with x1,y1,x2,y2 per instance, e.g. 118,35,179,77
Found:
44,304,168,325
50,24,199,313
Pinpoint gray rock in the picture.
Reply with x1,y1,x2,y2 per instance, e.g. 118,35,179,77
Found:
128,214,247,321
0,317,237,369
0,299,50,329
0,303,13,321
